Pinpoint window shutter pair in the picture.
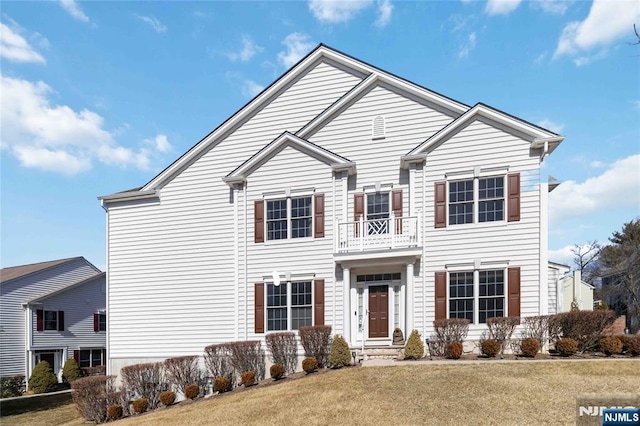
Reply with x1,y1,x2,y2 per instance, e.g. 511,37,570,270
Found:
433,267,521,320
36,309,64,331
434,173,520,228
254,279,325,333
254,193,325,243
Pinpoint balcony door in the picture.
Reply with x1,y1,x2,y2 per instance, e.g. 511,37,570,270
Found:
368,285,389,338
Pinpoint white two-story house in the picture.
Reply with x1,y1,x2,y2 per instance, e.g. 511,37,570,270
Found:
99,45,563,372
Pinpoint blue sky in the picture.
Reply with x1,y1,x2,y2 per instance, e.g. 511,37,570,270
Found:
1,0,639,270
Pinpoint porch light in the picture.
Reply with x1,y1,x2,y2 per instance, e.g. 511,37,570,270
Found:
271,271,280,286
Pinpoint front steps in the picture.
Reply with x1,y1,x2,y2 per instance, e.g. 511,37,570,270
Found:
352,345,405,362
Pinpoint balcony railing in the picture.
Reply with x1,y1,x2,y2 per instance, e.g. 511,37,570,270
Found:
337,215,419,252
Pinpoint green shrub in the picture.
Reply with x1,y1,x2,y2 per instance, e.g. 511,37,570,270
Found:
132,397,149,414
328,335,351,368
240,371,255,387
62,359,83,384
556,338,578,356
270,363,285,380
481,339,501,357
1,375,25,398
107,404,123,420
299,326,332,368
184,383,199,399
404,330,424,360
213,376,231,393
599,337,623,356
302,357,317,374
520,338,541,357
28,361,58,394
445,341,463,359
159,390,176,406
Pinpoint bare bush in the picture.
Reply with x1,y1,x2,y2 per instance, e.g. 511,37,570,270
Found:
522,315,550,348
120,362,167,409
431,319,470,356
298,325,332,368
266,332,298,374
203,344,235,386
71,375,119,423
487,317,520,353
548,310,617,352
228,341,265,381
164,356,201,396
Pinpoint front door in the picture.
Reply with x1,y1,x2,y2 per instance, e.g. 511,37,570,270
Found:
368,285,389,338
39,353,55,367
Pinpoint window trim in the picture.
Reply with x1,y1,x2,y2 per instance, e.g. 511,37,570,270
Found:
78,348,105,368
265,280,314,332
264,192,314,242
447,174,506,226
446,267,508,325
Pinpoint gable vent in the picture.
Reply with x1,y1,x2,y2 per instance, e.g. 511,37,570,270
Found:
372,115,385,139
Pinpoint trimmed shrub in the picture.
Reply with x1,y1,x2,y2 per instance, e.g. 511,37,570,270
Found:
302,356,317,374
28,361,58,394
487,317,520,354
240,371,255,387
629,335,640,356
213,376,231,393
432,319,470,356
548,310,616,352
107,404,123,420
132,397,149,414
71,375,118,423
81,366,106,377
228,341,265,381
481,339,501,357
62,359,83,384
556,338,578,356
328,335,351,369
522,315,551,349
203,344,235,387
299,326,332,368
120,362,167,410
599,337,623,356
445,341,463,359
520,338,541,357
184,383,199,399
270,363,285,380
266,332,298,375
159,390,176,406
616,335,634,353
404,330,425,360
164,356,200,396
1,375,25,398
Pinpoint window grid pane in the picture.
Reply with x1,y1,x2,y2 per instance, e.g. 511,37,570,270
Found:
98,314,107,332
266,199,288,240
449,180,474,224
267,283,288,331
44,311,57,330
478,177,504,223
291,281,312,330
366,193,390,234
449,272,474,321
479,270,505,323
291,197,312,238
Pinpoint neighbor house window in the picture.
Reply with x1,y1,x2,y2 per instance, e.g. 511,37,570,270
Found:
449,270,505,324
366,192,390,234
266,196,312,240
266,281,313,331
448,176,505,225
79,349,104,368
44,311,58,331
98,314,106,332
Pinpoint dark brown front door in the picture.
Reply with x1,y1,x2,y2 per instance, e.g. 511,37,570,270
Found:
368,285,389,338
40,353,55,368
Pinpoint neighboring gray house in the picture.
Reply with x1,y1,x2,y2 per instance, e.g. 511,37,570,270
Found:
0,257,106,382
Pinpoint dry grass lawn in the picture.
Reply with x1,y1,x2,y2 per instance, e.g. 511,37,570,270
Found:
2,360,639,426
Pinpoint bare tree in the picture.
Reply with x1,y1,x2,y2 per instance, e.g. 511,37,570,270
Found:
571,240,601,284
632,24,640,45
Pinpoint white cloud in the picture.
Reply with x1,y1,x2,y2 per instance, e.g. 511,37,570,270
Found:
0,22,46,64
374,0,393,28
549,154,640,224
308,0,372,24
59,0,90,23
144,134,171,153
277,33,315,68
226,36,263,62
632,100,640,110
531,0,573,15
537,118,564,134
458,32,477,58
548,245,575,268
135,15,167,33
485,0,522,16
0,75,168,175
589,160,606,168
554,0,640,63
241,80,264,98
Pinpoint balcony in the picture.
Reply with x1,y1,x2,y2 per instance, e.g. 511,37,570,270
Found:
337,215,420,253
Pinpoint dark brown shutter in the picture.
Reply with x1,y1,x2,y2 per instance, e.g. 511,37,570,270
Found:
507,173,520,222
354,193,364,237
74,350,79,362
392,189,403,233
255,282,264,333
58,311,64,331
314,279,325,326
36,309,44,332
93,313,99,332
254,200,265,243
314,193,325,238
435,271,447,320
434,182,446,228
508,267,521,318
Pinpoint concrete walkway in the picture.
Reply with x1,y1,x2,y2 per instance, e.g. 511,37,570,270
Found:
361,356,640,367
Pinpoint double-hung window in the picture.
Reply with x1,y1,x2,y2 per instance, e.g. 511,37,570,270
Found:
448,176,504,225
478,270,505,323
266,281,313,331
366,192,390,234
44,310,58,331
448,269,505,324
79,349,104,368
266,196,312,240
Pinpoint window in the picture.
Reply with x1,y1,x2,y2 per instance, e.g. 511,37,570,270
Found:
479,270,505,323
449,272,474,321
266,196,312,240
366,192,389,234
79,349,104,368
44,310,58,331
448,176,505,225
98,314,106,332
266,281,313,331
448,269,505,324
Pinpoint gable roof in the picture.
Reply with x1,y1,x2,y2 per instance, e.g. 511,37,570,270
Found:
402,103,564,166
26,272,105,304
223,131,355,186
0,257,90,285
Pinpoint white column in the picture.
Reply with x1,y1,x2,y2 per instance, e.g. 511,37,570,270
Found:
406,262,414,333
409,164,416,217
540,182,549,315
343,267,351,344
